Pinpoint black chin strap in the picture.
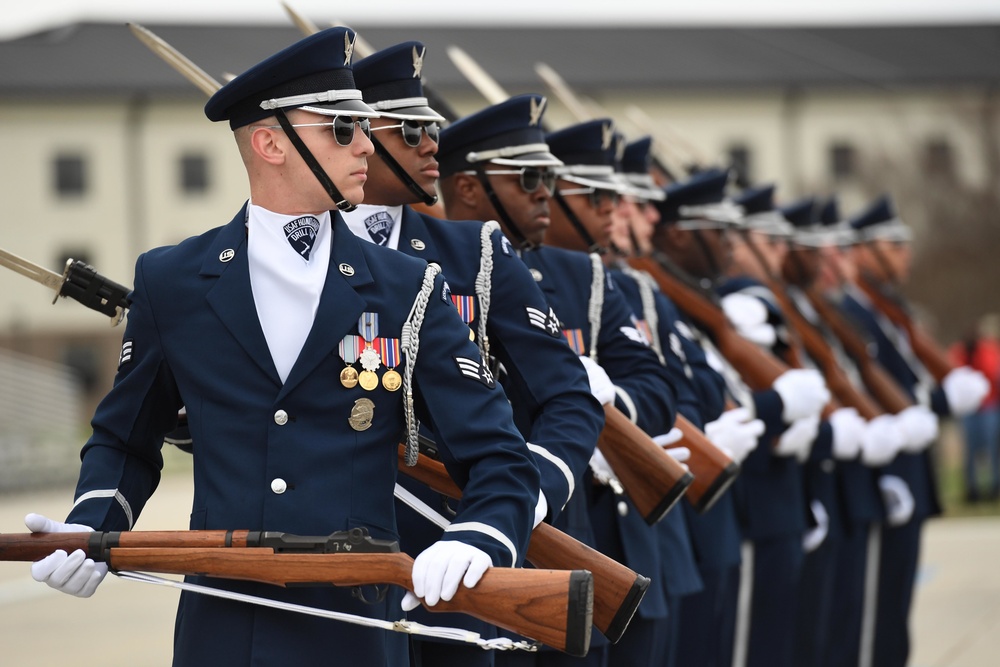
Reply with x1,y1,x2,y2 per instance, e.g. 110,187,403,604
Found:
473,168,535,250
371,137,438,207
552,190,606,255
275,110,356,212
692,228,722,286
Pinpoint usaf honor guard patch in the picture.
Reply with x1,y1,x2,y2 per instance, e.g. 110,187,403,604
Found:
284,216,320,260
455,356,496,388
363,210,393,246
526,306,561,338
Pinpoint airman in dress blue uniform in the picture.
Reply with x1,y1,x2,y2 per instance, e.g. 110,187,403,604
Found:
438,99,680,667
841,195,988,667
25,27,540,667
347,43,604,667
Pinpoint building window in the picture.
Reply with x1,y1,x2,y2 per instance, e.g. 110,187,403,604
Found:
53,153,87,197
923,138,954,179
179,153,209,194
726,144,752,188
829,142,857,181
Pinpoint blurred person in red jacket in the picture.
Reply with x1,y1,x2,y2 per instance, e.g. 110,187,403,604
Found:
949,313,1000,502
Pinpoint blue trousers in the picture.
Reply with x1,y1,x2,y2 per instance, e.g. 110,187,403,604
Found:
822,522,874,667
676,564,740,667
743,536,805,667
794,524,842,667
962,406,1000,496
872,517,923,667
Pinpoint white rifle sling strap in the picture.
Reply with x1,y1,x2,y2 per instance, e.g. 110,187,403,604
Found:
474,221,500,361
587,253,605,362
401,263,440,466
114,571,536,651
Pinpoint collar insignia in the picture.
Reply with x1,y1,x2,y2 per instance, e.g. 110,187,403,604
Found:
412,46,426,79
344,33,356,66
615,135,626,162
529,96,546,127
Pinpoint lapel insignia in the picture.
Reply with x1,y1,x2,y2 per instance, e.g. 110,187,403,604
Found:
529,96,546,127
410,239,426,251
344,32,356,65
526,306,561,338
412,45,426,78
455,356,495,389
219,249,235,262
339,263,355,276
601,122,614,151
529,268,543,282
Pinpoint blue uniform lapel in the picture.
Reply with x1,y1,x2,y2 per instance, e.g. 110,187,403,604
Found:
203,205,281,385
397,206,442,263
279,214,372,399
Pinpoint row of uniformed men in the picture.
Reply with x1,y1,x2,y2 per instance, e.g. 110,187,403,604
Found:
25,26,989,667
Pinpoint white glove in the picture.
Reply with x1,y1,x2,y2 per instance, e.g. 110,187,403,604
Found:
802,500,830,553
942,366,991,417
721,293,777,347
775,416,820,462
25,513,108,598
579,355,616,405
533,491,548,529
773,368,831,423
704,407,765,464
879,475,915,527
829,407,866,460
895,405,939,453
860,414,907,467
589,448,617,485
402,540,492,611
652,428,690,465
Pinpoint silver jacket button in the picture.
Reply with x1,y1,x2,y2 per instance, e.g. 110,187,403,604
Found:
274,410,288,425
271,478,287,494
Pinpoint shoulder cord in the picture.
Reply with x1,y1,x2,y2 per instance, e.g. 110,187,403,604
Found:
587,253,605,362
114,571,536,652
620,267,665,365
475,221,500,361
401,263,441,466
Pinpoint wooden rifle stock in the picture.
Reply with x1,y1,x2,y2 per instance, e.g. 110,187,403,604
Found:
855,276,953,382
398,444,649,643
765,280,884,421
627,256,790,392
598,405,693,525
802,286,914,414
674,414,740,513
0,529,593,656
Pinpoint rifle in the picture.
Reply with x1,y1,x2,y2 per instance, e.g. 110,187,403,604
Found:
801,286,914,414
855,275,953,382
0,527,593,656
598,404,693,525
674,413,740,513
399,443,647,643
628,254,791,391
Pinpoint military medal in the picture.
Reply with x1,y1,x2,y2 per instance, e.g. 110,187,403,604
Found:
349,398,375,432
338,334,361,388
451,294,477,342
357,312,382,391
380,337,402,391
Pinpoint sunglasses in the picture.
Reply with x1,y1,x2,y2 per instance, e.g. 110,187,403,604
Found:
558,186,622,209
484,167,557,194
264,117,372,147
371,120,441,147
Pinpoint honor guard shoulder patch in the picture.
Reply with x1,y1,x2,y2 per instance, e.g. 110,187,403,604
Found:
526,306,561,338
455,356,495,388
620,323,649,346
119,339,134,368
284,216,320,260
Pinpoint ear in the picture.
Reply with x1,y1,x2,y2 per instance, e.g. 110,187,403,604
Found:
249,127,287,166
451,172,482,208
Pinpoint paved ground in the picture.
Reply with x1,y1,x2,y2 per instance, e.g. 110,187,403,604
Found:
0,467,998,666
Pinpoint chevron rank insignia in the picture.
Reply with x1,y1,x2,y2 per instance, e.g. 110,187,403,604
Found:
455,356,495,388
526,306,561,338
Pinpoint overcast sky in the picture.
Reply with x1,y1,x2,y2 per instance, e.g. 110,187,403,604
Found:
4,0,1000,39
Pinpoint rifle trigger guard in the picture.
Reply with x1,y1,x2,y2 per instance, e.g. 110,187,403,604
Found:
352,584,389,605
